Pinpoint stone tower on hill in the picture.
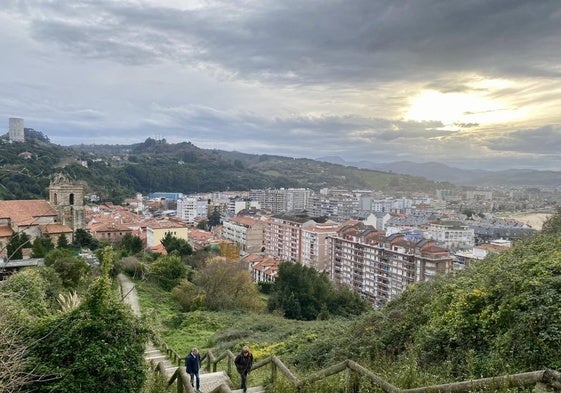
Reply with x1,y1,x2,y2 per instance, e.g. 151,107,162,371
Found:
8,117,25,142
49,173,86,231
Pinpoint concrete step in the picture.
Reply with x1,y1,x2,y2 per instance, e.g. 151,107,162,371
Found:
197,371,231,393
231,387,266,393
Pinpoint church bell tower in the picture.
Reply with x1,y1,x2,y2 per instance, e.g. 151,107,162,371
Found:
48,173,86,230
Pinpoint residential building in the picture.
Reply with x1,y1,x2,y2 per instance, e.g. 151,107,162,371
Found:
244,254,280,283
177,196,198,224
249,188,313,214
363,212,391,231
301,221,341,272
264,214,316,263
187,228,215,251
222,215,265,253
228,198,261,215
330,222,452,307
146,217,189,248
311,190,359,221
0,199,74,258
426,220,475,251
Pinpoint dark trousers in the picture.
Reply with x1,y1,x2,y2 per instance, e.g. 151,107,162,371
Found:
189,371,200,390
240,371,248,391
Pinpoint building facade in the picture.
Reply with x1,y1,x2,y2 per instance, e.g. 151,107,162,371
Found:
48,174,85,231
222,215,265,254
301,221,341,272
426,220,475,250
264,215,316,263
330,222,452,307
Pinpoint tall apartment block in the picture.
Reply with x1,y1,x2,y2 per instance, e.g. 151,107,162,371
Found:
330,222,452,307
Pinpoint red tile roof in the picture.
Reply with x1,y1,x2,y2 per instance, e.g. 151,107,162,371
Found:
0,225,14,237
40,223,73,234
0,200,57,225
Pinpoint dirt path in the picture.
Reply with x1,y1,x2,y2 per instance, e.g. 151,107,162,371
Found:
118,273,141,316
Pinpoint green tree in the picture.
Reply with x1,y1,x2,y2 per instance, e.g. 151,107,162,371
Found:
44,249,91,290
208,207,221,228
1,268,50,318
183,257,265,311
57,233,69,249
30,246,149,393
73,228,98,249
160,232,192,256
541,207,561,235
31,236,54,258
148,254,187,290
6,232,30,260
119,233,143,256
268,262,368,320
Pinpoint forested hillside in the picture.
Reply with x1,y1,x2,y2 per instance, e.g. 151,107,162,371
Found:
1,133,453,202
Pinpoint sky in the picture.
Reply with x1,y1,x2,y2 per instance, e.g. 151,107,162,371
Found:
1,0,561,171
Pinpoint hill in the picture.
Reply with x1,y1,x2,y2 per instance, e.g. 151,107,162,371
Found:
1,134,453,202
317,156,561,187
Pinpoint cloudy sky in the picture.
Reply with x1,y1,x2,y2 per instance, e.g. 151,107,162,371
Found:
1,1,561,170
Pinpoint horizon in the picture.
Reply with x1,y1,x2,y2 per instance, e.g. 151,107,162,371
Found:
2,1,561,171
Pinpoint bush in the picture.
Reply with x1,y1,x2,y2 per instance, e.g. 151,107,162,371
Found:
44,248,91,290
29,252,150,393
148,254,187,291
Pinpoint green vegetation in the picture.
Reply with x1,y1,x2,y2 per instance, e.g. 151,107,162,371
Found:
6,232,30,260
268,262,369,320
1,134,451,202
160,232,193,257
148,254,188,291
44,248,91,291
0,246,149,393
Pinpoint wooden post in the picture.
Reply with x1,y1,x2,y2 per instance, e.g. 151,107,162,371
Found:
535,382,555,393
177,376,184,393
271,360,277,385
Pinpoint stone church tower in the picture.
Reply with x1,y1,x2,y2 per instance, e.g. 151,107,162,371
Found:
48,173,86,230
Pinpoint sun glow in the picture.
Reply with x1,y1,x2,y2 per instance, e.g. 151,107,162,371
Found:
404,88,521,129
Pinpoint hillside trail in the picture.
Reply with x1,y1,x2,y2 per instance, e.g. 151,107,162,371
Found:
117,274,244,392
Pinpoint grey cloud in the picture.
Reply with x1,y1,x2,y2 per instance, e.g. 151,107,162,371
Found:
486,125,561,155
14,0,561,86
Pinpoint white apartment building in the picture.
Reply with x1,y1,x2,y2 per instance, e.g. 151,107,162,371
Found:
177,196,207,224
301,221,341,272
222,215,265,253
228,198,261,215
426,220,475,251
311,192,359,221
249,188,313,214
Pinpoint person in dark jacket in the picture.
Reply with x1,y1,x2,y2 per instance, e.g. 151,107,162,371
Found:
186,348,201,392
234,345,254,393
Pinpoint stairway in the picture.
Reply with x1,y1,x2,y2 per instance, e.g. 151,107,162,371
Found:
144,343,235,392
119,274,248,392
144,342,178,379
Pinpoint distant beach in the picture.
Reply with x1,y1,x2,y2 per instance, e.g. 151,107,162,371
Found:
497,212,552,231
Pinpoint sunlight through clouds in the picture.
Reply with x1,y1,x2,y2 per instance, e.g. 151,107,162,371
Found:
403,87,521,130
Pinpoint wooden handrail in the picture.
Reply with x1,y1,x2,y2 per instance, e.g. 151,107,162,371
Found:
150,341,561,393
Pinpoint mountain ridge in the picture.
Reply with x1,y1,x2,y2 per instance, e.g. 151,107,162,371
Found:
316,156,561,186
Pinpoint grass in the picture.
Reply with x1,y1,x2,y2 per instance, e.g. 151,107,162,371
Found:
134,278,348,361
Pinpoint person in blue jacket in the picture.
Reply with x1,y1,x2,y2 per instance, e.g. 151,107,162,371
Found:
186,348,201,392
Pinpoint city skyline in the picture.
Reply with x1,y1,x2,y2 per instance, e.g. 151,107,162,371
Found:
1,1,561,171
